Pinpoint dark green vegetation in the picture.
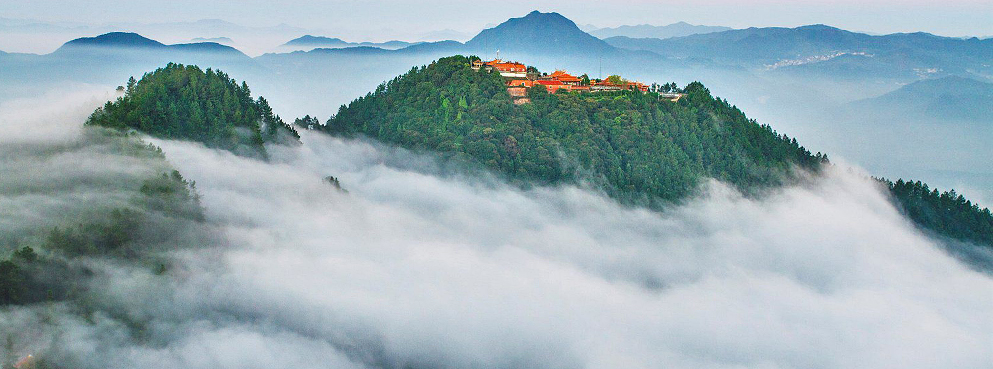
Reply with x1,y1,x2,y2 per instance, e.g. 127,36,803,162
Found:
883,179,993,247
5,63,308,308
86,63,299,158
0,133,204,307
325,55,827,206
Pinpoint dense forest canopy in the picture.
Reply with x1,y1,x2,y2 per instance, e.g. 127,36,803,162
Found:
325,55,827,206
883,178,993,247
85,63,299,158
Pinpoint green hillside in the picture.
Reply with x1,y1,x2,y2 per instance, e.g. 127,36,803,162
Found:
1,132,205,307
883,179,993,246
86,63,298,158
325,55,827,206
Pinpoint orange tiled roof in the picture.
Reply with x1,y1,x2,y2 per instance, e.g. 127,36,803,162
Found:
507,79,534,87
485,59,526,72
549,70,581,82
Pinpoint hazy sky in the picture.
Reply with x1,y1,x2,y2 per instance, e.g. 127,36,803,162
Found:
2,0,991,39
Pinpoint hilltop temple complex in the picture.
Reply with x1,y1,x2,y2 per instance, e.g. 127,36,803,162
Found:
470,57,679,104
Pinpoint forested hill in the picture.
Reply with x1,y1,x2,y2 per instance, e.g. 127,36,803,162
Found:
86,63,299,158
883,179,993,247
324,55,826,206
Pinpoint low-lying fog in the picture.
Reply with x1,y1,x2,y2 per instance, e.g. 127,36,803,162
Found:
1,90,990,368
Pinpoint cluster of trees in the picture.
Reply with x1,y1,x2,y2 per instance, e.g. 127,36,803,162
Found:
883,179,993,247
0,247,37,305
86,63,299,158
325,55,827,206
1,164,205,307
655,82,682,93
294,115,323,130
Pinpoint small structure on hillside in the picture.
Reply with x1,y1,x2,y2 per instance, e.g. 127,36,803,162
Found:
472,59,527,78
472,56,668,103
544,71,581,86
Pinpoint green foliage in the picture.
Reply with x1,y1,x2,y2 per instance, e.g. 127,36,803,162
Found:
12,246,37,263
43,209,143,257
325,55,826,206
884,178,993,247
0,260,25,305
85,63,299,158
293,115,323,130
0,166,206,307
605,75,625,85
138,170,204,221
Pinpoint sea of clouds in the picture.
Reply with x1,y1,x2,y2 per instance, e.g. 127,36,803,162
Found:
0,90,990,368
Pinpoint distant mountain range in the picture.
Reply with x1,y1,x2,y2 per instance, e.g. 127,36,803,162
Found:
605,24,993,64
5,11,993,118
56,32,249,58
0,17,309,36
59,32,166,49
191,36,233,44
282,35,423,50
855,76,993,122
0,31,257,100
590,22,732,39
603,24,993,79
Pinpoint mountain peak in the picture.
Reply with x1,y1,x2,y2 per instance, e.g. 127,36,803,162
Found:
520,10,573,25
466,11,614,55
61,32,165,49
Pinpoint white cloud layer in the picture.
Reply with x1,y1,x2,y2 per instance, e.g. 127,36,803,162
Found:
1,89,990,369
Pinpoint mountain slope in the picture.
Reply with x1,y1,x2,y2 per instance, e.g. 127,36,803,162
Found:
590,22,732,39
603,25,993,77
54,32,252,61
324,55,826,206
283,35,422,50
857,76,993,122
58,31,167,50
883,178,993,248
466,11,616,55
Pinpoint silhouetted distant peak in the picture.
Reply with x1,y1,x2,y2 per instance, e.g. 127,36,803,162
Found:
54,32,251,59
797,24,838,30
286,35,348,46
466,11,614,55
283,35,420,50
591,22,733,39
520,10,574,25
62,32,165,49
170,42,245,55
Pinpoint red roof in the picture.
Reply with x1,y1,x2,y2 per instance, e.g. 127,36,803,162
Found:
507,79,534,87
484,59,526,72
549,70,581,82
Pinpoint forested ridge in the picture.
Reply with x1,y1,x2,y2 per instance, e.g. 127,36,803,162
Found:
882,178,993,247
325,55,827,205
1,133,204,308
85,63,299,158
